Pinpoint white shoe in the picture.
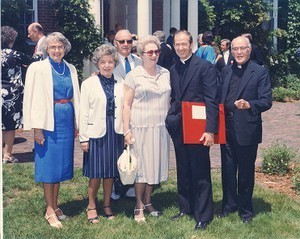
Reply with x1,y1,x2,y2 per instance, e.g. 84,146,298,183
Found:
111,192,121,200
125,187,136,197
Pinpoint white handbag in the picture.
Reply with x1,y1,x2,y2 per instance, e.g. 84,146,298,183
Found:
117,144,137,185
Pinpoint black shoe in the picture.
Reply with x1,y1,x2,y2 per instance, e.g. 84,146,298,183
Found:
194,221,210,230
170,212,187,221
241,217,252,223
217,211,230,218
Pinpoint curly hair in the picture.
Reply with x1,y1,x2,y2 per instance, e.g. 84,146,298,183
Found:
92,44,118,68
137,35,161,57
1,26,18,48
43,32,72,55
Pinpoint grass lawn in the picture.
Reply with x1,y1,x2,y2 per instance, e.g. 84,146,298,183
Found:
3,163,300,239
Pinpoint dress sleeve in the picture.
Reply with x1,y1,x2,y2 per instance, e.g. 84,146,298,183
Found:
124,71,136,90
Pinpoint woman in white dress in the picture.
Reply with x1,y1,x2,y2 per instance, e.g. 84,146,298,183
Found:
123,35,171,223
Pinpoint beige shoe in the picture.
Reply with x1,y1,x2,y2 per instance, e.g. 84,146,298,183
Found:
55,208,69,221
3,154,19,164
45,213,63,228
134,208,146,224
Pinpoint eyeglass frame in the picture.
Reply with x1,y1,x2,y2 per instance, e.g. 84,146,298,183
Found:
115,39,133,44
48,45,65,51
231,46,250,52
142,49,161,57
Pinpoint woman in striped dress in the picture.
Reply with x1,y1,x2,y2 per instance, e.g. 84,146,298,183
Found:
79,44,124,223
123,35,171,223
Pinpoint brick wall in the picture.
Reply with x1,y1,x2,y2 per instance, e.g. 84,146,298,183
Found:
38,0,58,34
152,0,163,33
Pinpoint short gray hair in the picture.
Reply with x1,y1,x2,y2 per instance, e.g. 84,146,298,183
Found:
92,44,118,68
153,30,166,43
137,35,161,56
43,32,71,55
1,26,18,48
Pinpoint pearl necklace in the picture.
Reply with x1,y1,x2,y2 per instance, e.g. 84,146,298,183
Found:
51,61,66,76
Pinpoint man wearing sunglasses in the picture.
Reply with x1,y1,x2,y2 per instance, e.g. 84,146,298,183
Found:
112,29,142,200
113,29,142,80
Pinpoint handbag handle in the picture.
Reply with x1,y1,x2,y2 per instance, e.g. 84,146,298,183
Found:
126,144,131,170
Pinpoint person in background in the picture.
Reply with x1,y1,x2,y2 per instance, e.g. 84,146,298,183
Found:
131,34,139,55
218,36,272,223
153,30,174,70
241,33,264,66
23,32,80,228
111,29,142,199
27,22,47,60
1,26,34,163
166,30,219,230
196,33,204,48
195,31,216,64
114,23,123,33
79,44,124,224
123,35,171,223
104,30,116,46
166,27,179,62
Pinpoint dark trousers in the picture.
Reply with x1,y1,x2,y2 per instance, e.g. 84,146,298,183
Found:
220,116,258,219
172,136,214,222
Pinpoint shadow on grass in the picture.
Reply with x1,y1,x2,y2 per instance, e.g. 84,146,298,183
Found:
56,190,179,219
13,151,34,163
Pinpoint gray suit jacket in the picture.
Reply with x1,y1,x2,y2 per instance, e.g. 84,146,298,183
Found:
113,54,142,79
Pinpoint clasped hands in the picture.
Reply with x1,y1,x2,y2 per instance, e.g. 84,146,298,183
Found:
234,99,250,110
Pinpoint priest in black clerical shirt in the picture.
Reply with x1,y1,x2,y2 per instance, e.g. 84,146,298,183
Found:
218,36,272,223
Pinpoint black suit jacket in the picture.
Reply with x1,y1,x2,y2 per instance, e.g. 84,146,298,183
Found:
221,61,272,146
157,42,174,70
216,52,234,74
166,54,219,138
250,44,264,66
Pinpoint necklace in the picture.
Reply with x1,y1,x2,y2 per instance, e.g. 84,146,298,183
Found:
51,61,66,76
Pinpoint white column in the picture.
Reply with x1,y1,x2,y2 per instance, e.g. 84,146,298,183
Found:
170,0,180,30
272,0,278,50
137,0,152,37
89,0,101,26
163,0,171,34
188,0,198,52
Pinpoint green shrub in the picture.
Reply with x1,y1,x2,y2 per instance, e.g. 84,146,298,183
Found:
293,167,300,194
262,141,296,175
272,87,294,101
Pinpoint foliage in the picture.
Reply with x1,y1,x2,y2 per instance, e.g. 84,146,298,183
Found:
198,0,216,33
210,0,270,46
272,74,300,101
53,0,103,82
293,167,300,194
3,166,300,238
1,0,32,54
262,141,297,175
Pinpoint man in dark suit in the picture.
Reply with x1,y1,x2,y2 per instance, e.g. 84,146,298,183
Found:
241,33,264,66
153,30,174,70
216,39,234,100
166,27,179,62
218,36,272,223
165,30,219,230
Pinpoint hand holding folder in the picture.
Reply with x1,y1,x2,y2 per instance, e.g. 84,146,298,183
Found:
181,102,226,144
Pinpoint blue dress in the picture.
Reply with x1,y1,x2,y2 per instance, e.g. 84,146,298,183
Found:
34,58,74,183
83,74,123,179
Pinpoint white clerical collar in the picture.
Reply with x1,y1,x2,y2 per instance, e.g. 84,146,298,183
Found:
180,54,193,64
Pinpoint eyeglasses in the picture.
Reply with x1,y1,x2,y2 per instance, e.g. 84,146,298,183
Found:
115,39,133,44
48,45,64,51
143,50,161,57
231,46,249,52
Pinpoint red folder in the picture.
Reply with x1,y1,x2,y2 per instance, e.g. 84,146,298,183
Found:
182,102,226,144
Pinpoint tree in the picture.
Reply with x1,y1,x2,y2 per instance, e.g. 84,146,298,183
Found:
1,0,32,54
53,0,103,82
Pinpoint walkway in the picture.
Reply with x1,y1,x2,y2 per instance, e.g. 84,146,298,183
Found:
12,101,300,169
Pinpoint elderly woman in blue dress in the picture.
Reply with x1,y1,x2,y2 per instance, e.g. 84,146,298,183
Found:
79,44,124,224
1,26,34,163
23,32,80,228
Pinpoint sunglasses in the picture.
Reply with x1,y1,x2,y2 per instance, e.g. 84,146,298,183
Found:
143,50,161,57
115,39,133,44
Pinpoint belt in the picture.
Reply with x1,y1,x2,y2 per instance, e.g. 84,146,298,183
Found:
54,98,72,104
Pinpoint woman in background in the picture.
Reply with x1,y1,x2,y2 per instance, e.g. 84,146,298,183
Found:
195,31,216,64
23,32,80,228
1,26,34,163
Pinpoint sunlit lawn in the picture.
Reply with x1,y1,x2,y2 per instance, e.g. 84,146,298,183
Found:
3,163,300,239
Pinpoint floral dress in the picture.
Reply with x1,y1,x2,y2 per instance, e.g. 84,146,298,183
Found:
1,48,33,130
